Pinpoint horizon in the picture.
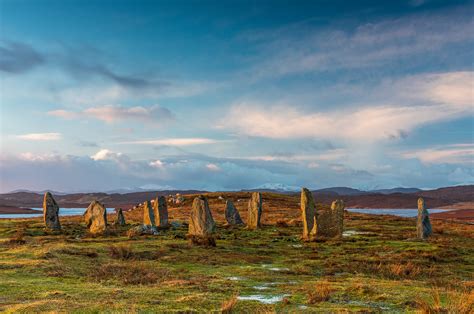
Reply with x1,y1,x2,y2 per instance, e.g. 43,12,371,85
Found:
3,183,472,195
1,0,473,193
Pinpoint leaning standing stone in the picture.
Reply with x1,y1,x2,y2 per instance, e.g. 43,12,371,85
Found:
84,200,107,234
301,188,316,241
225,200,244,225
417,197,432,239
115,208,126,226
43,192,60,230
153,196,169,227
189,196,216,236
143,200,156,228
247,192,263,229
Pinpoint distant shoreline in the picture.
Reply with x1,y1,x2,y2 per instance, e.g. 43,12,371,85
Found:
0,206,36,214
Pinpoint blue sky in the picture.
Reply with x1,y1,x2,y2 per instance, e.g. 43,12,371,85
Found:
0,0,473,192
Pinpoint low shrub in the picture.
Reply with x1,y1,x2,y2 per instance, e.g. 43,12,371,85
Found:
221,295,238,313
307,281,334,304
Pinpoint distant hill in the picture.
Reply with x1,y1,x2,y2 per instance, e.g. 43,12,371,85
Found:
0,190,206,208
0,185,471,210
313,187,367,196
371,187,422,194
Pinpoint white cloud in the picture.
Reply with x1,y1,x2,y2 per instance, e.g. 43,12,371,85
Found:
18,152,63,162
48,104,174,124
399,144,474,165
149,159,164,168
222,71,473,141
120,138,220,146
91,149,124,161
205,163,221,171
16,133,62,141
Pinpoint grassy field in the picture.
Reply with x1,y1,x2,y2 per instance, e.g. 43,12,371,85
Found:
0,192,473,313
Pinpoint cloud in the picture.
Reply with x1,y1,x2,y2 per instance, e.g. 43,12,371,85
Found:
1,41,159,88
120,138,220,146
221,71,472,141
48,104,174,124
149,160,164,168
2,147,472,193
16,133,62,141
399,144,474,165
206,163,221,171
60,54,158,89
241,5,473,79
90,149,127,162
0,41,45,73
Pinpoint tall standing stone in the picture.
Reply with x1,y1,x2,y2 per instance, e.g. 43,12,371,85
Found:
43,192,60,230
225,200,244,225
247,192,262,229
84,200,107,234
331,199,345,237
188,196,216,237
115,208,126,226
417,197,432,239
143,200,156,228
301,188,316,241
153,196,169,227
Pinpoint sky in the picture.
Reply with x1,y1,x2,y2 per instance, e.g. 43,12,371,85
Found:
0,0,473,193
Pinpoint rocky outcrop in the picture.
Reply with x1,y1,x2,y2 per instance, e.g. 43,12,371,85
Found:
301,188,316,241
225,200,244,225
247,192,262,229
84,200,107,234
43,192,60,230
417,197,432,239
153,196,169,228
115,208,126,226
127,224,159,238
143,200,156,228
188,196,216,237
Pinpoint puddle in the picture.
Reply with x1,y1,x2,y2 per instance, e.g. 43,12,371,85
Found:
226,276,244,281
291,244,303,248
342,230,371,237
299,305,308,310
261,264,290,272
237,294,289,304
253,285,270,290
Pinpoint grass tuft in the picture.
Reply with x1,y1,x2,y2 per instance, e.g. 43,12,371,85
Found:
108,244,134,260
307,281,334,304
220,295,238,313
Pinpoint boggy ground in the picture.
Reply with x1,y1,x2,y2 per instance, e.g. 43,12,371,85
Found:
0,192,473,313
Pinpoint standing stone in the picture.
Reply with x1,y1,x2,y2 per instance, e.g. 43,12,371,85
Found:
143,200,156,228
115,208,126,226
43,192,60,230
315,199,345,238
188,196,216,237
225,200,244,225
247,192,263,229
417,197,432,239
301,188,316,241
153,196,169,227
84,200,107,234
331,199,345,237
